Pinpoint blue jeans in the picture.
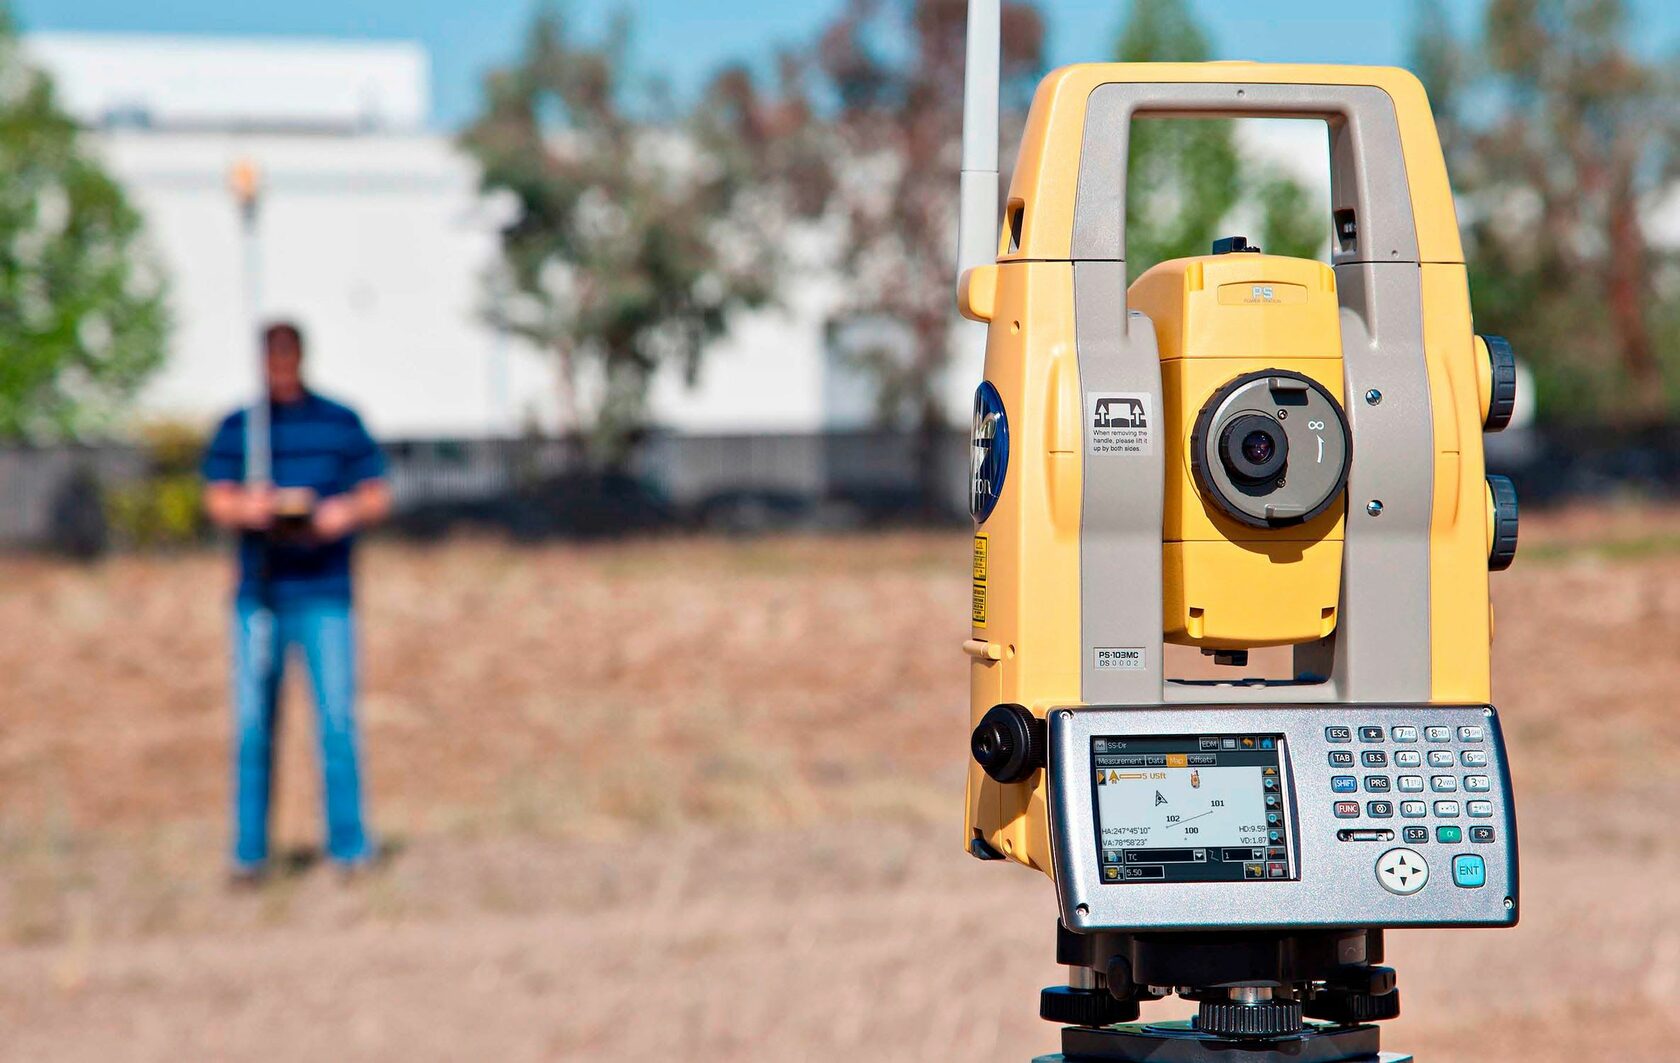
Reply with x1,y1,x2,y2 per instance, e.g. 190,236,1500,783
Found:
230,597,373,868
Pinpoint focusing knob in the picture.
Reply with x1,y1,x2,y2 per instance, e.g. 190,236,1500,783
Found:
972,704,1046,784
1195,1000,1304,1039
1040,986,1140,1028
1303,987,1402,1025
1479,335,1518,431
1487,475,1519,571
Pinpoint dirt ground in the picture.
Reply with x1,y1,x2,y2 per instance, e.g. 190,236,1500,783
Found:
3,506,1680,1061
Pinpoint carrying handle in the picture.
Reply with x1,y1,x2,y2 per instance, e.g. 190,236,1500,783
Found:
1003,65,1464,270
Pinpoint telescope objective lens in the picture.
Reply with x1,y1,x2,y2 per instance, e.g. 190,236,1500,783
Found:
1241,430,1276,466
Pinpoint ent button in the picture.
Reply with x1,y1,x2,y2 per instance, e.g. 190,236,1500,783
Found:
1376,847,1429,895
1452,854,1487,888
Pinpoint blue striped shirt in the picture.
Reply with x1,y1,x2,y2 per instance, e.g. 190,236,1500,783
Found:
201,391,386,604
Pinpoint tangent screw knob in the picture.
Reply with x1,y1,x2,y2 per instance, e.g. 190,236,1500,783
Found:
1487,475,1519,571
1479,335,1518,431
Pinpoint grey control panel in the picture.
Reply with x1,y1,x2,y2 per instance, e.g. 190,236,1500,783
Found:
1048,705,1518,933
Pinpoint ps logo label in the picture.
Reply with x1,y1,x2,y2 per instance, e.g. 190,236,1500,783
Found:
1250,285,1276,302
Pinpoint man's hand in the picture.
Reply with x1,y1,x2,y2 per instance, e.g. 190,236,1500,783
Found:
312,482,390,541
206,483,276,531
238,487,276,530
311,494,359,541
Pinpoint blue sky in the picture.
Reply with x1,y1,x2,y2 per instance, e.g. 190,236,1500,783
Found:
16,0,1679,129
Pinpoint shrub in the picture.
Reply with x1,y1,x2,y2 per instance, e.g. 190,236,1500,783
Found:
105,423,208,548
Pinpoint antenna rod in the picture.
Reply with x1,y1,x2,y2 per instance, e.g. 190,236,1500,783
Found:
230,158,269,486
957,0,1001,298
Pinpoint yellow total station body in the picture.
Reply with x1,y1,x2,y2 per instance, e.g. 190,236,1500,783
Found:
958,63,1517,875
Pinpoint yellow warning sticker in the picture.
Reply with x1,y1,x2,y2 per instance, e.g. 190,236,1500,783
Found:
972,534,988,582
971,582,987,627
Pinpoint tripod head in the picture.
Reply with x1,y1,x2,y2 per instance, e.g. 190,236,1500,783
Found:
954,34,1520,1063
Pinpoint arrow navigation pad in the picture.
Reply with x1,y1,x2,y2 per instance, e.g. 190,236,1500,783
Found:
1092,734,1292,884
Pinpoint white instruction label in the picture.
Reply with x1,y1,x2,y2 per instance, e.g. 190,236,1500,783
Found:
1094,647,1147,671
1087,392,1153,456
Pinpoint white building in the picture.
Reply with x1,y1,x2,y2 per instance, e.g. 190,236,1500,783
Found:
30,33,1378,445
27,32,902,441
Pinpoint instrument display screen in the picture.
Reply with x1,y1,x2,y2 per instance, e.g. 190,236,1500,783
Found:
1090,734,1293,884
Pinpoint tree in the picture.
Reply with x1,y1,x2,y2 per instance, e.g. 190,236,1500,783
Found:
1117,0,1325,284
1413,0,1680,423
462,7,796,465
0,9,168,441
808,0,1045,499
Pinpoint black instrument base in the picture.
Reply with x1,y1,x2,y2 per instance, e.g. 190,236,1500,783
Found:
1036,1020,1410,1063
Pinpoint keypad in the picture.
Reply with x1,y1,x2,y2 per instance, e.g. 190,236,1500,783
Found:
1323,716,1500,860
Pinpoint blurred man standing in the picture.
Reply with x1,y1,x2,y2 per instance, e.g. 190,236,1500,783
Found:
201,322,391,882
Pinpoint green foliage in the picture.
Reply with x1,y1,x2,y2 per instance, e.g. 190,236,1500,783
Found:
1414,0,1680,424
104,422,207,548
1116,0,1325,283
462,7,784,467
0,9,168,441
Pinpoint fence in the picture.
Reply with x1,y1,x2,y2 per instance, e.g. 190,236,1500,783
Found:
0,424,1673,552
0,430,974,551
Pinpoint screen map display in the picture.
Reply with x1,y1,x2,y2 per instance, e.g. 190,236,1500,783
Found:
1091,734,1292,884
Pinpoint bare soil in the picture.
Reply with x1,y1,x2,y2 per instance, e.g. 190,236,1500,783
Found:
3,506,1679,1061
